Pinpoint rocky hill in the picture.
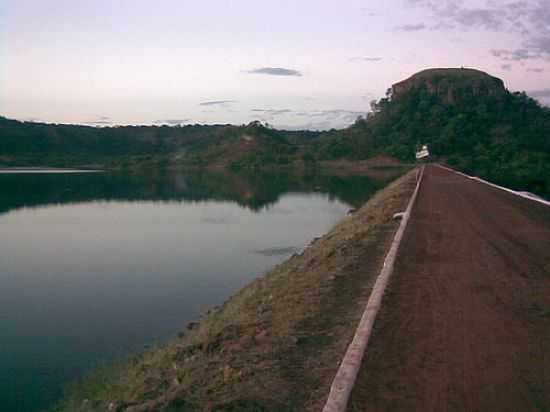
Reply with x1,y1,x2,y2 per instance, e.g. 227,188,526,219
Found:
1,67,549,195
313,68,550,197
0,117,319,170
391,68,506,104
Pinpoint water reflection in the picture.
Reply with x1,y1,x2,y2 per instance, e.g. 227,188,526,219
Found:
0,168,401,412
0,168,395,216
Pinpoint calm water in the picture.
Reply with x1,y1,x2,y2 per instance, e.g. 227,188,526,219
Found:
0,169,394,412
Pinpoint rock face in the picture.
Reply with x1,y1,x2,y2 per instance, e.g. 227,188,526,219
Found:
391,68,507,104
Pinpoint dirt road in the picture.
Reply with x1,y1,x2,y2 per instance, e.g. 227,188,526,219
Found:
348,165,550,412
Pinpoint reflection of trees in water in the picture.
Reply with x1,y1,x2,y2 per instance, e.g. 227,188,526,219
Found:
0,169,401,216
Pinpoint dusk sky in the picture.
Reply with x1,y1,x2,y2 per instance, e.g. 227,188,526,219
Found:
2,0,550,130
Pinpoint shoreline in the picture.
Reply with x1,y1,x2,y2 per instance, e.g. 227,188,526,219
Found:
0,167,102,174
53,169,418,412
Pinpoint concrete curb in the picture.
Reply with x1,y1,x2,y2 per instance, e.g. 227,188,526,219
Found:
435,164,550,208
322,165,425,412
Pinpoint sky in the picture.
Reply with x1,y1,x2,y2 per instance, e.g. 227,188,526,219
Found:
1,0,549,130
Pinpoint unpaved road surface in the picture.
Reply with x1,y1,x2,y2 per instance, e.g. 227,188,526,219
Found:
348,165,550,412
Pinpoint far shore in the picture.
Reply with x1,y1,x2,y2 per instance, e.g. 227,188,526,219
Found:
0,167,103,174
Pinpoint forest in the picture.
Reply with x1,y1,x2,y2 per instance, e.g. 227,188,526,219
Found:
2,69,549,196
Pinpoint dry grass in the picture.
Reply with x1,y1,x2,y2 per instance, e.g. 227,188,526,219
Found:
54,169,418,412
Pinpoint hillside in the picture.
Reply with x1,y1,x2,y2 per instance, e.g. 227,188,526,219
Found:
2,67,549,195
0,117,320,170
314,68,550,196
391,68,506,103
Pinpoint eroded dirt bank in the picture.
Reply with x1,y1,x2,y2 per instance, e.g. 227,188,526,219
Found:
55,170,418,412
349,165,550,412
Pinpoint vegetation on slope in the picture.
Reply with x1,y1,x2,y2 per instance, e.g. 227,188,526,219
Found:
314,68,550,196
2,67,549,194
0,118,320,170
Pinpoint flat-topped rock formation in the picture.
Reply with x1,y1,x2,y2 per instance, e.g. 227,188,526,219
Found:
392,67,507,104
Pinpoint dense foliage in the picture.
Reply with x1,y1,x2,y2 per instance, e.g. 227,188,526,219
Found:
0,117,319,169
2,69,549,196
314,71,550,196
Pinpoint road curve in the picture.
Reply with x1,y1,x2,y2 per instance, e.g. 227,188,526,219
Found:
348,164,550,412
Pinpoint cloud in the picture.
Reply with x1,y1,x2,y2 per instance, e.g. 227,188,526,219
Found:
406,1,507,30
527,67,544,72
291,109,366,129
491,48,535,61
278,121,334,131
528,88,550,98
295,109,365,119
527,89,550,107
395,23,427,31
251,109,293,115
407,0,550,62
154,119,191,125
250,108,294,123
501,64,512,71
84,115,113,126
199,100,236,106
490,44,550,62
407,0,550,35
527,88,550,106
249,108,365,131
349,56,383,62
527,36,550,60
247,67,302,76
447,7,506,30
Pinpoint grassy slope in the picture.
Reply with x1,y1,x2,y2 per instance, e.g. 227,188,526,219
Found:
54,169,417,412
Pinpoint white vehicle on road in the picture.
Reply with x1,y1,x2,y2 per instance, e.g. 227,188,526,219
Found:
416,144,430,160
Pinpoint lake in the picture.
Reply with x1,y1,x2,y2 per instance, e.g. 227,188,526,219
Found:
0,169,394,412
